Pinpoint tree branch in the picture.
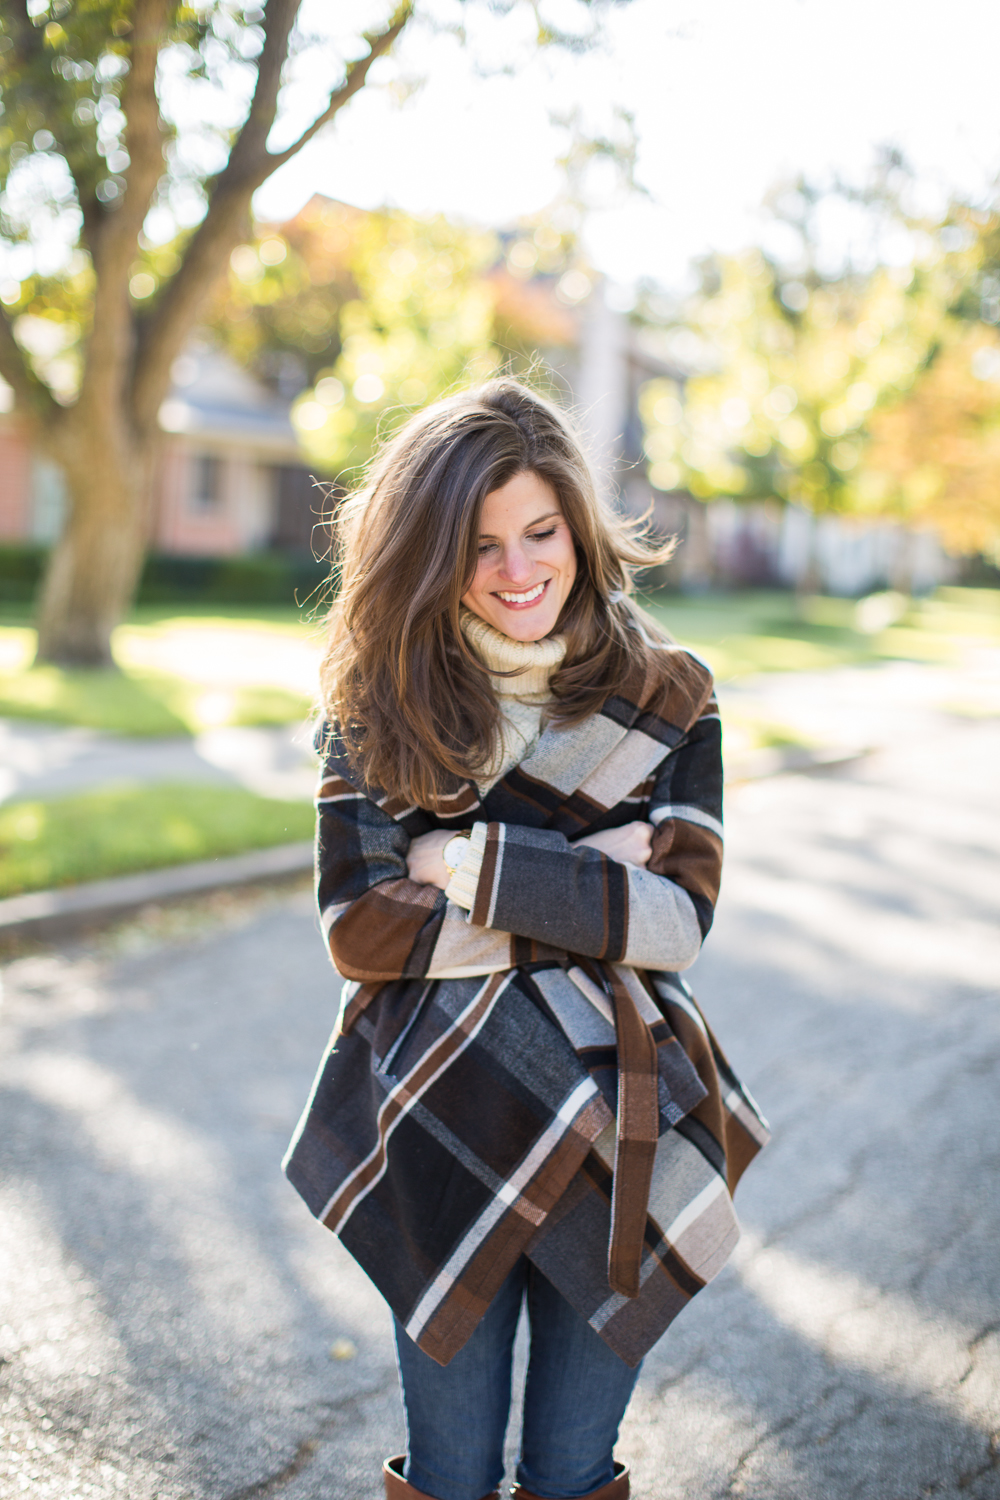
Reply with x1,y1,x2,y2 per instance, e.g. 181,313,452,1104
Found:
6,0,43,66
80,0,171,416
131,1,413,428
110,0,171,245
223,0,302,184
243,2,414,177
0,309,60,426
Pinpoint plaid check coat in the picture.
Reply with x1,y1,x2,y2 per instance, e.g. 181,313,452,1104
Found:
284,644,769,1368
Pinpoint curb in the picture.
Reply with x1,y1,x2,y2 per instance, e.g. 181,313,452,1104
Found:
0,841,313,946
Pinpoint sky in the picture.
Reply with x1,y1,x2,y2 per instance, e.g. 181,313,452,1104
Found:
251,0,1000,290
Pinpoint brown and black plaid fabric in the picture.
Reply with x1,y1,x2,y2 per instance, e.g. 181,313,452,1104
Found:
284,646,769,1367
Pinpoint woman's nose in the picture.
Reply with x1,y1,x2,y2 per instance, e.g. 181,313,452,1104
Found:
498,543,533,582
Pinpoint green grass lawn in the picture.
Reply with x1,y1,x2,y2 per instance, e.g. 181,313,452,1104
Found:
640,586,1000,681
0,655,312,736
0,610,318,735
0,781,314,899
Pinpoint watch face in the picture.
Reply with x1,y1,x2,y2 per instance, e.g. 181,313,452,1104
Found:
445,835,469,872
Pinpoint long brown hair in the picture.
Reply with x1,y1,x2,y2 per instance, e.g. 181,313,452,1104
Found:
322,377,699,808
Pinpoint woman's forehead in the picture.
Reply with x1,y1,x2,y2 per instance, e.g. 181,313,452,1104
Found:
477,472,562,532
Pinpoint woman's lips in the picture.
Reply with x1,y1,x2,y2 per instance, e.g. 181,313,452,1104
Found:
492,579,550,610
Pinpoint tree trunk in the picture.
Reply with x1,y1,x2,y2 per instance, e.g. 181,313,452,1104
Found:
34,415,157,668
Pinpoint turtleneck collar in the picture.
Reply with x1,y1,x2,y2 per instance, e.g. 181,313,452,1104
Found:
460,608,566,701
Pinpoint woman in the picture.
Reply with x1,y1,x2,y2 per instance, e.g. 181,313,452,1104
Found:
284,379,768,1500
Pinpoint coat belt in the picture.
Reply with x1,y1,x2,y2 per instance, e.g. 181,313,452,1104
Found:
339,963,661,1300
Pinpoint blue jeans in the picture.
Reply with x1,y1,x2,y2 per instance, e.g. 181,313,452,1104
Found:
393,1258,642,1500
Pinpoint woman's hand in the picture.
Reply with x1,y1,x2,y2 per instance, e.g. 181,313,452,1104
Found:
573,821,654,868
406,829,454,890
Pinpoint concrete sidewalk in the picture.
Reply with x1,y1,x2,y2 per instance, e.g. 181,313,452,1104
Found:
0,717,318,805
1,713,997,1499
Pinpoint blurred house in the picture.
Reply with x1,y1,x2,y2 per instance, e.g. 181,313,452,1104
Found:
646,491,957,595
0,344,317,556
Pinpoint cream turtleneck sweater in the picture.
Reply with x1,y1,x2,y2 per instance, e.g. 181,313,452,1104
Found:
444,609,566,911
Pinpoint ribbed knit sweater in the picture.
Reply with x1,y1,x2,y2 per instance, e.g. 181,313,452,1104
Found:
444,609,566,910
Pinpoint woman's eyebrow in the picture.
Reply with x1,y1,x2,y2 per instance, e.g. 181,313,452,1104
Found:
478,511,563,538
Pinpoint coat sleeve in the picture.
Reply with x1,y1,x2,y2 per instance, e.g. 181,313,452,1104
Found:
316,751,520,983
461,697,723,972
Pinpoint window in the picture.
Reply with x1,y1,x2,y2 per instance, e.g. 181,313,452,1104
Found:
192,453,222,511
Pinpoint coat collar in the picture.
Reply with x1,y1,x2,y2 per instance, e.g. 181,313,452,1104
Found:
476,648,714,832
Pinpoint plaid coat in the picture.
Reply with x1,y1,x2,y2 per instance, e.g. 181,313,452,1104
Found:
284,644,769,1367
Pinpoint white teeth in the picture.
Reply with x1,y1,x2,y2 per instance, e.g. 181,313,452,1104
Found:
497,582,546,603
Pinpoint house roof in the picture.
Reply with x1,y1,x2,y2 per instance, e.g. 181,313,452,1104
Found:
158,345,303,461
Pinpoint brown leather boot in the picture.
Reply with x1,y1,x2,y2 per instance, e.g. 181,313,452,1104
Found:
509,1462,630,1500
383,1455,500,1500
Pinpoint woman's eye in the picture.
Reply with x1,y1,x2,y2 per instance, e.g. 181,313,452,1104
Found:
477,527,557,556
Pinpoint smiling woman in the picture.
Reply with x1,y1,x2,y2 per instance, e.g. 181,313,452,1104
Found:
287,378,770,1500
320,379,703,811
461,471,577,641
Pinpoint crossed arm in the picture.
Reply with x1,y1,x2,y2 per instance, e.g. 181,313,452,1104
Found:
316,708,723,983
406,820,655,887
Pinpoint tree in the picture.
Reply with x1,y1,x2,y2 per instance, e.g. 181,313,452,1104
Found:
0,0,611,666
201,197,579,480
637,167,952,511
640,250,940,511
207,200,501,478
203,196,363,398
637,171,1000,567
0,0,413,665
864,327,1000,559
861,203,1000,559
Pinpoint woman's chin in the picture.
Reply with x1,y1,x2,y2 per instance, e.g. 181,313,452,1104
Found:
491,608,559,641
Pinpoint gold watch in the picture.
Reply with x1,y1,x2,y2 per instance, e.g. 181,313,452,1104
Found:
442,833,472,875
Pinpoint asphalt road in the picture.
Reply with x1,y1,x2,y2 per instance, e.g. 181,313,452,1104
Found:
1,714,998,1500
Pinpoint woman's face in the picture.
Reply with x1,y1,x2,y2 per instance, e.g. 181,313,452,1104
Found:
462,470,578,641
